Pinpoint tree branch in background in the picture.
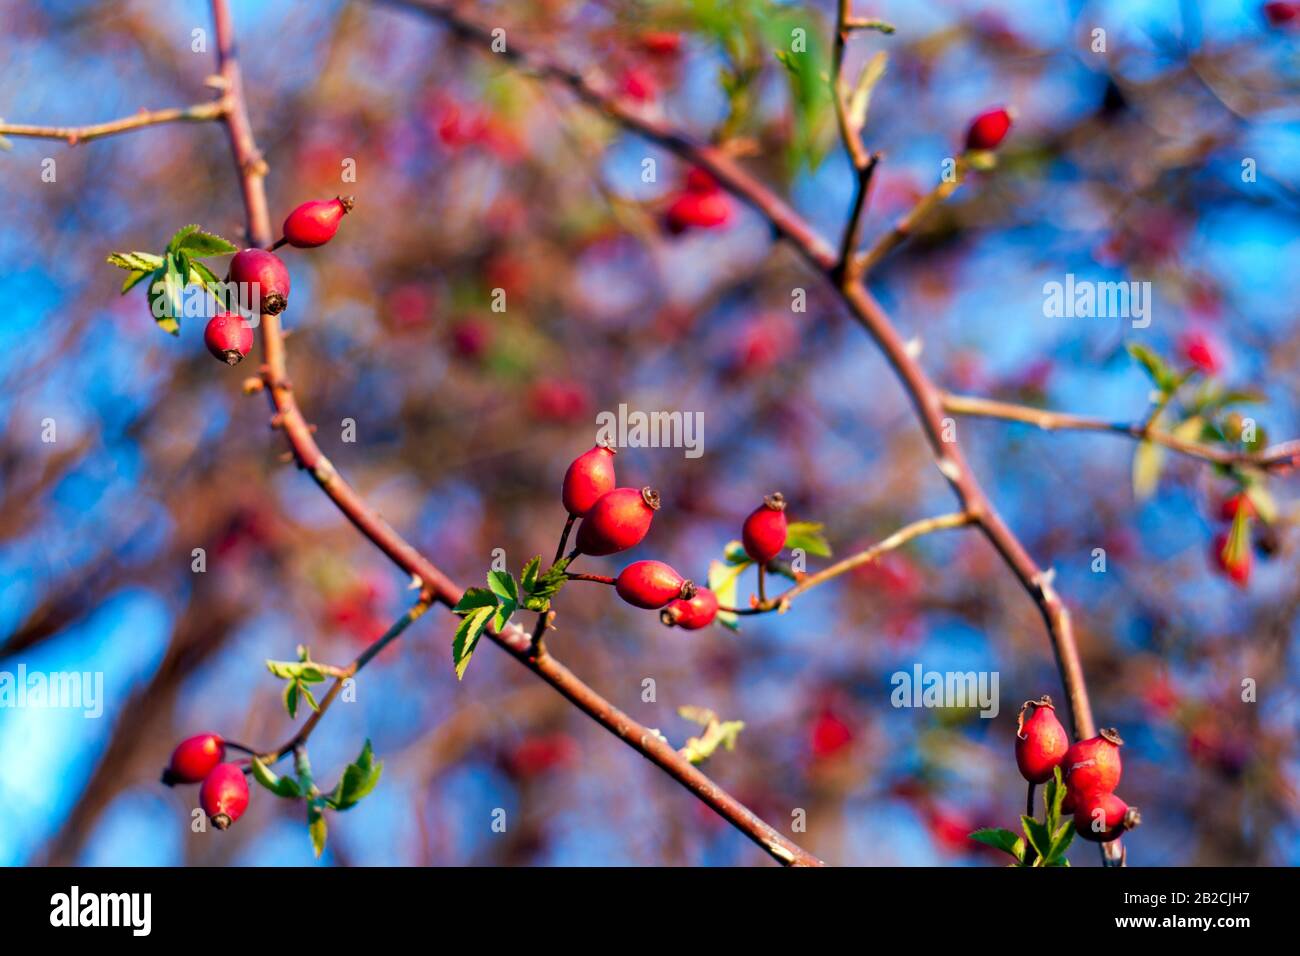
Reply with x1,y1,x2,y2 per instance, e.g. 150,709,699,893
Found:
209,0,821,867
942,392,1300,471
0,101,226,145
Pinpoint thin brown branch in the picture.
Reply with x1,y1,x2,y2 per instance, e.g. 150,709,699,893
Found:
385,0,1120,863
724,511,974,615
942,392,1300,471
855,169,965,277
209,0,820,868
0,101,226,145
831,0,873,172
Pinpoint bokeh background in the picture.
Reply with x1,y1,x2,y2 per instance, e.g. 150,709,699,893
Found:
1,0,1298,866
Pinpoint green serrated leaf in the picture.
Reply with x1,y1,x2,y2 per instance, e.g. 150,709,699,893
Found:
327,739,384,811
1020,815,1052,863
1127,342,1176,393
487,569,518,604
453,587,497,614
283,679,300,719
969,827,1026,861
106,251,164,272
1046,820,1076,863
301,683,320,712
174,227,238,257
146,268,179,335
785,520,831,558
308,800,328,859
708,558,746,630
453,604,494,680
121,270,149,294
250,756,303,798
520,556,541,594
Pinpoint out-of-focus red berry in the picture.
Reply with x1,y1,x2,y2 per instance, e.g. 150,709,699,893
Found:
507,733,579,779
964,107,1013,151
1179,330,1225,376
810,708,853,759
528,378,591,423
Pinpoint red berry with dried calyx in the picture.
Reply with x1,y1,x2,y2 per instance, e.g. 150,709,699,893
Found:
965,107,1013,151
1063,728,1124,795
1015,696,1069,784
562,443,617,516
575,486,660,556
660,587,719,630
742,492,788,565
203,312,254,366
199,763,250,830
161,733,226,786
282,196,354,248
229,248,291,315
1073,790,1140,842
616,560,694,609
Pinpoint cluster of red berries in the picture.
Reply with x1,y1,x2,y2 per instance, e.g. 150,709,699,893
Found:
202,196,354,366
162,733,250,831
1015,697,1140,843
560,445,790,628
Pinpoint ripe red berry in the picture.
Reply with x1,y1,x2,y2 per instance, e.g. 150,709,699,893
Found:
964,107,1013,151
616,560,693,609
1212,530,1251,587
199,763,250,830
1015,696,1070,784
203,312,254,366
1073,790,1139,842
161,733,225,786
562,444,617,516
575,486,660,556
660,586,719,630
1062,728,1124,795
742,492,788,565
229,248,291,316
282,196,354,248
665,192,731,234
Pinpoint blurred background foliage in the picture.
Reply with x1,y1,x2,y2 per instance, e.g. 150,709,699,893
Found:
0,0,1297,865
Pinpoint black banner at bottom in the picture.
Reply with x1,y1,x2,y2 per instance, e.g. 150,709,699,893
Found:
0,865,1282,941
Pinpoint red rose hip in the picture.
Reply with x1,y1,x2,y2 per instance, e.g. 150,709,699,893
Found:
562,444,617,516
965,107,1013,151
282,196,354,248
203,312,254,366
161,733,226,786
1015,696,1069,784
229,248,291,315
1073,790,1139,842
660,587,719,630
1063,728,1123,794
575,486,660,556
199,763,250,830
616,560,694,609
742,492,788,565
